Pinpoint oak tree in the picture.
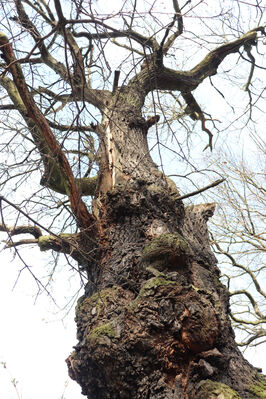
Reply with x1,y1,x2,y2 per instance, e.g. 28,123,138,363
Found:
0,1,265,398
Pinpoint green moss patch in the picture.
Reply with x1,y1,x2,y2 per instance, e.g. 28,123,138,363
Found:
76,286,121,314
196,380,242,399
89,322,116,339
87,320,121,345
250,375,266,399
142,233,189,266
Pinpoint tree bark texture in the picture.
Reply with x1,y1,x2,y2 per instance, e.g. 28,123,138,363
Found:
66,109,265,399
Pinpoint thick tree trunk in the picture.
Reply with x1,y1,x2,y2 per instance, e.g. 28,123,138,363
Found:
1,12,265,399
66,111,265,399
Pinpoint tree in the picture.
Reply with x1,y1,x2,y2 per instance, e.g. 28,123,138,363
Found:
0,1,265,398
206,143,266,348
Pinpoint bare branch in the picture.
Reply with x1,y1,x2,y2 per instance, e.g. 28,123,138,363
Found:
72,25,159,50
47,120,98,133
161,0,184,54
0,104,16,110
0,223,42,238
12,0,106,109
236,330,266,347
0,197,96,266
54,0,86,86
230,290,265,319
212,240,266,299
0,32,94,229
134,27,265,93
4,238,38,248
111,39,144,56
173,178,225,201
22,0,56,25
182,92,214,150
243,42,256,92
112,70,120,93
0,57,42,68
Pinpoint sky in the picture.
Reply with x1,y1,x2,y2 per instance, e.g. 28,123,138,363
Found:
0,245,84,399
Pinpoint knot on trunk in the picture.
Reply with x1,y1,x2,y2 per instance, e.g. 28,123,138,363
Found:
142,233,190,271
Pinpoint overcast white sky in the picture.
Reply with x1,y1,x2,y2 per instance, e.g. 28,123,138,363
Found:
0,246,84,399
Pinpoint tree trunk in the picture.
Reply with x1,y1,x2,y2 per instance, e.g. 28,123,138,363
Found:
66,108,265,399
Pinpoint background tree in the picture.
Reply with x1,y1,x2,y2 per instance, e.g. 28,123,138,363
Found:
205,140,265,348
0,1,265,398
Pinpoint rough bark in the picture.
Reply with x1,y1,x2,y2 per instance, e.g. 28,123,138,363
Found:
66,108,265,398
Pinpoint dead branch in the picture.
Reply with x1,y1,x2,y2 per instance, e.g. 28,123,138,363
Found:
174,178,225,201
182,91,214,150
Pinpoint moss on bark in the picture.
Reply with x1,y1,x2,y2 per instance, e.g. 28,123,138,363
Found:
142,233,189,269
249,374,266,399
196,380,242,399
